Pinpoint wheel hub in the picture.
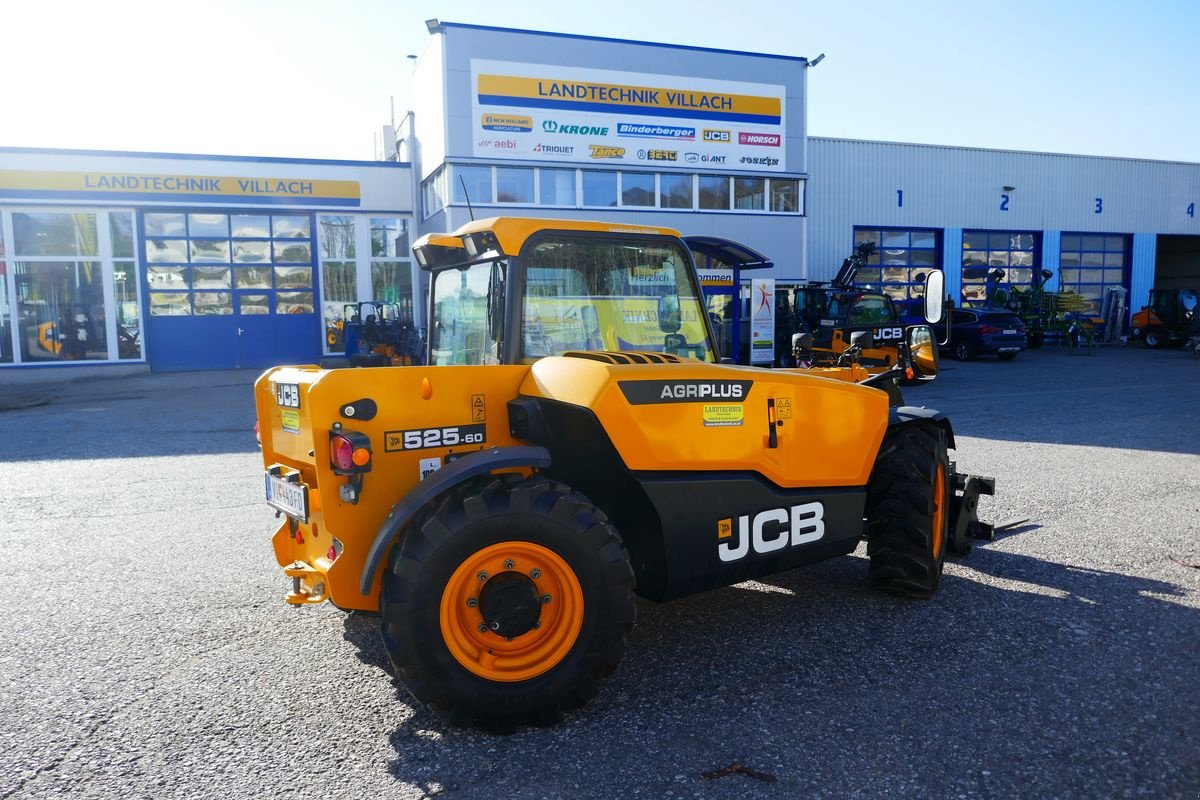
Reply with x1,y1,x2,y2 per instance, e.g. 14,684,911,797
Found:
479,572,542,638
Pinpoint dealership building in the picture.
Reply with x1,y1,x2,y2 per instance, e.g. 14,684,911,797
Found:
1,21,1198,377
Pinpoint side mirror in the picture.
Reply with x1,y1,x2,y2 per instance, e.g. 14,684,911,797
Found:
906,324,939,381
1180,290,1198,313
658,294,681,334
923,271,945,323
849,330,874,350
791,332,814,351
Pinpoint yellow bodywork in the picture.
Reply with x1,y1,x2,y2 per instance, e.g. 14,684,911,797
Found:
257,357,887,611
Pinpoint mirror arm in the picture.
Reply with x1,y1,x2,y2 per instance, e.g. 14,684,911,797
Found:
860,367,904,388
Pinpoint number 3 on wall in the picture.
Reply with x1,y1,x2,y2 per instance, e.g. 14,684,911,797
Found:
1095,197,1103,214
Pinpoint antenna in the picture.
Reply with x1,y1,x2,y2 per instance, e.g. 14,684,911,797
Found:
458,174,476,221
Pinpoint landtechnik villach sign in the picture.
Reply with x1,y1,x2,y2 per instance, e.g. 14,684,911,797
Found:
471,60,786,172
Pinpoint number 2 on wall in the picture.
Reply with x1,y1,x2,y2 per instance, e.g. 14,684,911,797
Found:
1095,197,1103,214
1000,194,1009,211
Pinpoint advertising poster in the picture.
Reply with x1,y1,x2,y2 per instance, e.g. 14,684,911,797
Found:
471,60,786,173
750,278,775,364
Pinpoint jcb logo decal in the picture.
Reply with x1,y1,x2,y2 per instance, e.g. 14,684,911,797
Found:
702,129,731,142
872,327,904,341
718,502,825,562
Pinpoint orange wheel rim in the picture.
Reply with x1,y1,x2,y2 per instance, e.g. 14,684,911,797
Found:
932,463,946,559
439,541,584,682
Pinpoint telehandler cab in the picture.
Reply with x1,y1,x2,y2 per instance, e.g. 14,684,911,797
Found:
255,217,995,729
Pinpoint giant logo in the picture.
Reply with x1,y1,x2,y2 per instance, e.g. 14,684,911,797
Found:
717,502,825,562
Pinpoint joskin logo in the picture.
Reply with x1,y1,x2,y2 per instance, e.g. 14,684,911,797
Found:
717,502,825,563
588,145,625,159
481,114,533,132
618,379,752,405
543,119,609,136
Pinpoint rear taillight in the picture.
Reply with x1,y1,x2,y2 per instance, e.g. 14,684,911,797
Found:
330,428,372,474
331,435,355,471
979,325,1001,334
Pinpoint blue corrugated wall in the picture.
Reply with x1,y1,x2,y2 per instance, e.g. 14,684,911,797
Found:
1130,234,1158,313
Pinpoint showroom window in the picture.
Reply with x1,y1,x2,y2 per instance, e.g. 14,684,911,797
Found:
432,164,803,214
620,173,655,207
582,171,618,207
961,230,1040,303
144,211,314,319
3,210,141,365
0,223,10,363
539,169,576,206
316,215,415,355
853,227,942,310
1059,234,1128,312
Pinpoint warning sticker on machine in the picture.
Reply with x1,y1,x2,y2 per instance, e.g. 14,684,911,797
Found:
703,404,744,427
775,397,792,419
471,394,486,422
280,409,300,433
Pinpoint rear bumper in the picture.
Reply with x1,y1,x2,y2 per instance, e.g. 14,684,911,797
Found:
979,336,1026,354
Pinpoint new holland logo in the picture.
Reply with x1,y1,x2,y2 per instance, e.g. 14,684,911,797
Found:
618,380,753,405
589,145,625,159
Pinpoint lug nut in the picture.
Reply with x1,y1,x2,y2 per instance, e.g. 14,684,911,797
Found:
477,622,488,633
466,597,477,608
504,559,515,569
533,621,541,630
541,594,552,605
490,621,501,631
530,568,542,579
477,571,488,582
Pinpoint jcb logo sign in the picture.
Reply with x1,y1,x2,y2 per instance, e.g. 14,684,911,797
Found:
717,502,825,562
872,327,904,341
702,129,731,143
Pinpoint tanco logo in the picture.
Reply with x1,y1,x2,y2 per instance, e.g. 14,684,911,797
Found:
543,120,609,136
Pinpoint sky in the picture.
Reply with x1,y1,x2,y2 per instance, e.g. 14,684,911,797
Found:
3,0,1199,163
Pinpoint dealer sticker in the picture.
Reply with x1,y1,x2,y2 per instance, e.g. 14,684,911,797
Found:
703,404,744,427
280,409,300,433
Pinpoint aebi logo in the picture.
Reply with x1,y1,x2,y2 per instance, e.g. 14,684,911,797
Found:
717,502,825,562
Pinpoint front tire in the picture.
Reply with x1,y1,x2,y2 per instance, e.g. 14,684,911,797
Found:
1144,327,1166,349
380,475,636,729
865,423,950,597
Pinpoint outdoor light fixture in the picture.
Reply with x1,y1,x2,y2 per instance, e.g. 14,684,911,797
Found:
425,18,441,33
1003,185,1016,192
808,53,826,68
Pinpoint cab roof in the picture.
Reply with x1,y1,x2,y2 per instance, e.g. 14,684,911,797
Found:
452,217,682,258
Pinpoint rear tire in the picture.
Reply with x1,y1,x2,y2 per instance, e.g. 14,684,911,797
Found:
1144,327,1166,349
380,475,636,730
865,423,951,597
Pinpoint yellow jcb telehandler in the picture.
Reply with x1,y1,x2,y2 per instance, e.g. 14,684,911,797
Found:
254,217,995,729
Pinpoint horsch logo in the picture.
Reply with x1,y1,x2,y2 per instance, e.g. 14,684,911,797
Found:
738,132,781,147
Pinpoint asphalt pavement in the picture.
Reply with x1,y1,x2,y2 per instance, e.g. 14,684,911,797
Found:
1,345,1198,800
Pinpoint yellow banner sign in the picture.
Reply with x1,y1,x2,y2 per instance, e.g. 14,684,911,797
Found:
0,170,361,206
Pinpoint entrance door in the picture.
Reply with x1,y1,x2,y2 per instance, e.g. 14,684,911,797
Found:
142,211,321,371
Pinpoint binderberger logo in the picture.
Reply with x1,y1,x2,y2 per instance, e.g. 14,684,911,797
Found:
618,379,753,405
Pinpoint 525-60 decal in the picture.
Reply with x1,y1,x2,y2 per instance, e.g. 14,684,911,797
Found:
384,424,486,452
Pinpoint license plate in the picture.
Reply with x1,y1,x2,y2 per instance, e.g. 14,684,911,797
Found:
1003,329,1017,335
266,470,309,521
998,347,1020,353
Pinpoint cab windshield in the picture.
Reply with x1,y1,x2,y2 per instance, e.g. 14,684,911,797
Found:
519,234,715,363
